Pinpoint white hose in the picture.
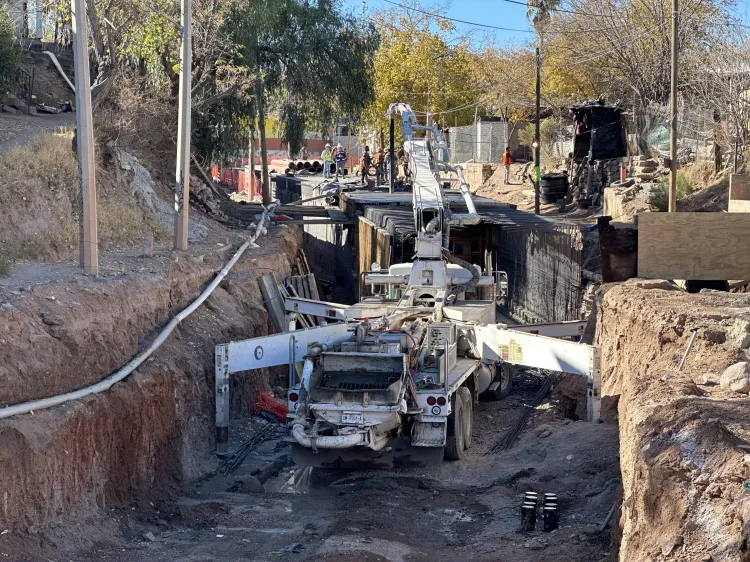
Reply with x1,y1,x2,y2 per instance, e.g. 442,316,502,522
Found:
42,51,75,92
300,357,314,392
0,204,277,420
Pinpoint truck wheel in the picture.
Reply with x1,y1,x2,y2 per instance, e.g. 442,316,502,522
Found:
459,386,473,450
484,363,512,401
445,391,465,461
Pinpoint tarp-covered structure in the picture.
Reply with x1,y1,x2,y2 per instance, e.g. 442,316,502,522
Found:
571,100,627,160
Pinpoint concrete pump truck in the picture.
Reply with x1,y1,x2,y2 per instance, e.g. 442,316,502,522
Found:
215,103,601,467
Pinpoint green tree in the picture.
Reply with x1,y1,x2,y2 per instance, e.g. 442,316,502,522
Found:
363,1,478,138
204,0,379,201
0,7,21,90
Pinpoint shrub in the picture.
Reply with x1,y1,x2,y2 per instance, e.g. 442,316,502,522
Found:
0,7,21,90
648,171,694,211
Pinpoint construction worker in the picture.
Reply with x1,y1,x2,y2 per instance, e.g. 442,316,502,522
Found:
360,146,372,185
503,146,513,184
334,144,347,180
374,148,385,184
322,143,332,178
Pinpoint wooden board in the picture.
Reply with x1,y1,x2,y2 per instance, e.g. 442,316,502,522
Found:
728,199,750,213
637,213,750,280
730,174,750,202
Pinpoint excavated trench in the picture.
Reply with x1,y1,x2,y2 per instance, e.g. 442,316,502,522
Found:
2,204,747,561
0,227,300,542
594,280,750,561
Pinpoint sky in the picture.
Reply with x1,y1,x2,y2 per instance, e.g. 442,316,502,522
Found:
343,0,536,45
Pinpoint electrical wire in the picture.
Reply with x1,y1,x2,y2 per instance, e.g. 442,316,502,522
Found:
380,0,612,35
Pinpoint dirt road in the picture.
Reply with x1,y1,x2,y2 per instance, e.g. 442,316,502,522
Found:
16,374,613,562
0,374,618,562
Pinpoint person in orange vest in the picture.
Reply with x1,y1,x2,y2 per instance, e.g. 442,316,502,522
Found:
502,146,513,184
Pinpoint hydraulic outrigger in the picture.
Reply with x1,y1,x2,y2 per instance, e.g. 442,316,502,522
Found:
215,103,601,466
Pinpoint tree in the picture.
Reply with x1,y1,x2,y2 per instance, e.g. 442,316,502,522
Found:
540,0,726,108
363,1,478,137
210,0,379,202
0,6,21,91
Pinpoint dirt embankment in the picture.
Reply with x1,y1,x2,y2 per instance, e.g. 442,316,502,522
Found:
0,226,301,532
596,281,750,561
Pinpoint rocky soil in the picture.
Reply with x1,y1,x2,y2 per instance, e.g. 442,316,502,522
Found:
595,280,750,561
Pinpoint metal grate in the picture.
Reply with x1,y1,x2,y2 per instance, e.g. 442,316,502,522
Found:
320,373,400,391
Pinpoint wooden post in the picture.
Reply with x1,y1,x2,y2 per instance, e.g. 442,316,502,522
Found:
668,0,678,212
256,80,271,205
71,0,98,274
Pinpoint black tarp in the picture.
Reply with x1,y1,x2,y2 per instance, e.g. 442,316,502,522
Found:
572,104,626,160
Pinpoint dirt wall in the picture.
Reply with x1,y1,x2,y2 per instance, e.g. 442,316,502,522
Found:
0,227,300,531
596,280,750,561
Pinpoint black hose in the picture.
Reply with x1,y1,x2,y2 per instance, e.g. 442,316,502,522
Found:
441,248,480,297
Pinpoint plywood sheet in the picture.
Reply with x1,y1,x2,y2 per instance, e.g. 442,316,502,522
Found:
637,213,750,280
728,199,750,213
730,174,750,202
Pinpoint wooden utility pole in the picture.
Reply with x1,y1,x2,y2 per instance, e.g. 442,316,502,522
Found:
534,46,541,215
71,0,98,274
668,0,678,212
174,0,192,249
255,79,271,205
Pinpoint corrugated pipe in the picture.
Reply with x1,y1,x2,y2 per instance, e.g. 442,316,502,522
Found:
0,203,278,421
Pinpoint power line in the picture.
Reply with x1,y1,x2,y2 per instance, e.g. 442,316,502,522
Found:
381,0,535,33
379,0,663,35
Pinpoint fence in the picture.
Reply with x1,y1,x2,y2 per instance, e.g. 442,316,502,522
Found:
629,102,716,162
448,121,527,163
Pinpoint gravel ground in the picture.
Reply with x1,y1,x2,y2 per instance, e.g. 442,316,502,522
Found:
0,111,75,154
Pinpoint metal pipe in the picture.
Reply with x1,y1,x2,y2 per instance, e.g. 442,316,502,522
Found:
678,329,698,371
1,204,278,421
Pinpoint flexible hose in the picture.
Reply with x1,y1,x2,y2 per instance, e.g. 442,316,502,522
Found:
0,204,278,420
442,248,480,297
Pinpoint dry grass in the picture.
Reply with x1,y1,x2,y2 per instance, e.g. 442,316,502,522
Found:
0,130,170,266
681,161,716,190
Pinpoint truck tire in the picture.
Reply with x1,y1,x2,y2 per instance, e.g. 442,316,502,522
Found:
484,363,512,401
459,386,473,450
445,391,466,461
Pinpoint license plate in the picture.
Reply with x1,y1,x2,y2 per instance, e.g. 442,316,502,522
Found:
341,411,363,425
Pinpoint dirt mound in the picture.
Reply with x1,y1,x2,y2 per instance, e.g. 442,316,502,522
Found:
596,281,750,561
0,132,171,266
677,173,730,212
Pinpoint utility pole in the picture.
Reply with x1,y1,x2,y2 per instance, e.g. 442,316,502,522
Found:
668,0,678,212
71,0,98,274
534,46,541,215
174,0,192,249
389,114,395,193
256,79,271,205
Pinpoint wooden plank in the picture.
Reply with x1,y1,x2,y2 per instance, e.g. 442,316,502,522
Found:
730,174,750,201
637,213,750,280
728,199,750,213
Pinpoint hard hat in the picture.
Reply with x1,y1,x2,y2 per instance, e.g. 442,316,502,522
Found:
337,144,342,148
325,143,331,148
